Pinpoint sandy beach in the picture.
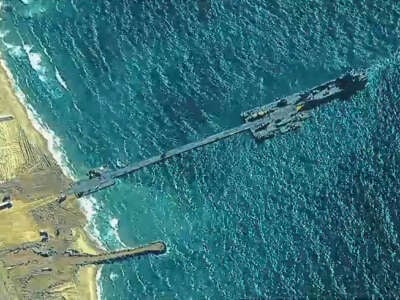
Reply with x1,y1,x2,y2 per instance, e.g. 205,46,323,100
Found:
0,57,100,298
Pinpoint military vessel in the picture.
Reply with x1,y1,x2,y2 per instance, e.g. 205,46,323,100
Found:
66,70,367,198
241,70,367,140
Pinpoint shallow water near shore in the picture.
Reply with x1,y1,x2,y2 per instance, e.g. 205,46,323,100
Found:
1,0,400,298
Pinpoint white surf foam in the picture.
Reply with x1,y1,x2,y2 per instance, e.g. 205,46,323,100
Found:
0,30,9,39
110,271,119,281
96,265,104,300
110,217,119,229
0,32,23,58
108,217,127,248
23,44,47,82
23,45,41,71
55,67,68,90
2,42,24,58
80,195,107,251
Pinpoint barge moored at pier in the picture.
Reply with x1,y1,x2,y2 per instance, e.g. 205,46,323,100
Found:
241,71,367,140
66,70,367,198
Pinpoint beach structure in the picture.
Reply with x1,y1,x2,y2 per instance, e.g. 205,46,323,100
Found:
64,241,166,266
0,115,14,123
67,70,367,198
39,230,49,242
2,194,11,202
0,241,166,267
57,193,67,203
0,200,12,210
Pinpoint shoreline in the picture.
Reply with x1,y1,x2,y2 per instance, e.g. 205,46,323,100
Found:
0,53,102,298
0,58,106,252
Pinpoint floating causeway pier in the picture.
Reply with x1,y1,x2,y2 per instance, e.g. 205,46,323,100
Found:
67,70,367,198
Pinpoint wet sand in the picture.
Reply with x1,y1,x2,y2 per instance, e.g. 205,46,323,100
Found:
0,59,100,298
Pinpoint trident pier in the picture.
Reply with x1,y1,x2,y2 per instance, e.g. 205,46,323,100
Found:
67,70,367,198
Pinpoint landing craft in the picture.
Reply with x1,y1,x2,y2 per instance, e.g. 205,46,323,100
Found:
241,70,367,140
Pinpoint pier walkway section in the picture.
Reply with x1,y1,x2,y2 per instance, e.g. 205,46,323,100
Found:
67,118,267,198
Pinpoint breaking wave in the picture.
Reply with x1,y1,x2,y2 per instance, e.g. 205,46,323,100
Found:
23,45,47,82
55,67,68,90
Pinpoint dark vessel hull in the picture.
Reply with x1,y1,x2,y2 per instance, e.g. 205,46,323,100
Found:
241,71,367,140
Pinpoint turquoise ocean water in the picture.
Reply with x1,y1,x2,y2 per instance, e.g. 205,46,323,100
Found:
1,0,400,298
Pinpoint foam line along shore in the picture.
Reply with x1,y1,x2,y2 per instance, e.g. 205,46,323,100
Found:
0,52,101,299
0,52,167,299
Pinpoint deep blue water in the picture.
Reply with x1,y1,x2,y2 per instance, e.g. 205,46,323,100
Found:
1,0,400,298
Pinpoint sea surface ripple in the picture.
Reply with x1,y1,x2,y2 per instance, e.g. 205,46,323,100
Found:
1,0,400,298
